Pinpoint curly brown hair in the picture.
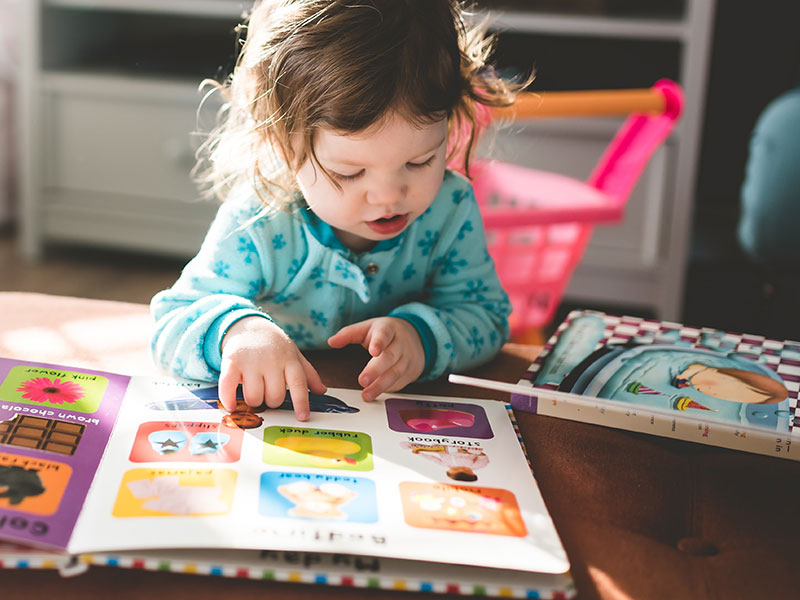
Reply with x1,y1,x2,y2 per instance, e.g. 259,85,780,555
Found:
195,0,529,210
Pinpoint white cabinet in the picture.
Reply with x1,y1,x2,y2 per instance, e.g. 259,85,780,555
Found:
19,0,715,322
18,1,247,257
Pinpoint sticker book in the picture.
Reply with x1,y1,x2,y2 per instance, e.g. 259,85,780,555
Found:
0,356,573,599
454,310,800,461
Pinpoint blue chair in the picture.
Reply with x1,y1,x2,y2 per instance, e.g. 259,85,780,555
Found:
737,86,800,338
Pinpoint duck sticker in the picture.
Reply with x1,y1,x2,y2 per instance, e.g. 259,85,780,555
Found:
262,426,373,471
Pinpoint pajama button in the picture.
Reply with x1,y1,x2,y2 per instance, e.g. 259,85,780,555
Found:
365,262,379,275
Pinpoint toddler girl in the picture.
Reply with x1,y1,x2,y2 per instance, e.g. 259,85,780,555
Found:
151,0,525,420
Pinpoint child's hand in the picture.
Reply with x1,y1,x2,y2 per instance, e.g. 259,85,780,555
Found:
327,317,425,402
219,316,326,421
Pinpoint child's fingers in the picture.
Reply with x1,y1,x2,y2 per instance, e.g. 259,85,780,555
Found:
285,362,310,421
300,354,327,394
358,341,400,388
327,320,372,349
241,372,266,408
217,364,241,412
367,321,395,357
264,372,287,409
361,358,408,402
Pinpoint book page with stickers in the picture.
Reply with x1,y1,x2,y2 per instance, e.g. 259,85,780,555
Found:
0,358,129,550
63,376,568,575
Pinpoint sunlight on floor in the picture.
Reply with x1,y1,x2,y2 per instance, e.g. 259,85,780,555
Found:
588,565,635,600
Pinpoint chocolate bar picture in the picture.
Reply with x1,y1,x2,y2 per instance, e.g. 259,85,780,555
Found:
0,415,85,455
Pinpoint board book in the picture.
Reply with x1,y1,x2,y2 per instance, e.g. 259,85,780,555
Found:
0,356,573,598
452,310,800,460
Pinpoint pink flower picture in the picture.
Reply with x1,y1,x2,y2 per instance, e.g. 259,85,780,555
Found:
17,377,86,405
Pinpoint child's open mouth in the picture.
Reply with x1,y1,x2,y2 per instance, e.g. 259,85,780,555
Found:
366,214,408,235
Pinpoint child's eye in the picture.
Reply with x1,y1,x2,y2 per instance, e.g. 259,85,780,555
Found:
407,156,435,169
331,169,364,182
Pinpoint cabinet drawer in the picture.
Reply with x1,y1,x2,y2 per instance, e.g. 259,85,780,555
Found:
43,86,206,202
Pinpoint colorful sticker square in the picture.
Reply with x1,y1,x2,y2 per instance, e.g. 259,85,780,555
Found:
259,472,377,523
385,398,493,438
0,366,109,414
0,415,85,456
112,468,236,517
262,426,373,471
128,421,243,463
399,481,526,537
0,452,72,516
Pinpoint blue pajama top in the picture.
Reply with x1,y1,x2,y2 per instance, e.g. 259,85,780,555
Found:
150,169,511,383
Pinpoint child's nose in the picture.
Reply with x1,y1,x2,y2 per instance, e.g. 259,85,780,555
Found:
366,177,408,205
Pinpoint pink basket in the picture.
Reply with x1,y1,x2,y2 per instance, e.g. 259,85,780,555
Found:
471,80,684,335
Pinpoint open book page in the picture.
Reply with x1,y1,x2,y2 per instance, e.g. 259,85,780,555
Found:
67,376,569,575
0,358,129,550
515,310,800,459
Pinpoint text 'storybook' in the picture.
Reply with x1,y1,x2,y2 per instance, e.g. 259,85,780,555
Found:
505,310,800,459
0,356,572,599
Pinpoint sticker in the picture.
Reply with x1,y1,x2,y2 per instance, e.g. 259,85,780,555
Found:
128,422,243,463
259,472,377,523
112,468,236,517
385,398,493,438
0,452,72,516
400,441,489,482
0,366,108,414
262,426,373,471
399,481,526,537
0,415,85,456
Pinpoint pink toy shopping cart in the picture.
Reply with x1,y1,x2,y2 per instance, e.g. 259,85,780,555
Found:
470,79,683,341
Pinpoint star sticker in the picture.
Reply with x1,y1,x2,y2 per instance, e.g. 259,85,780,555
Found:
199,439,219,450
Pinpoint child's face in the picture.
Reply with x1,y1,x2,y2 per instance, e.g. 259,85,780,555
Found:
295,112,448,252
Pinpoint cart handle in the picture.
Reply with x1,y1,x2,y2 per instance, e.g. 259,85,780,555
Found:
474,80,684,226
493,81,682,120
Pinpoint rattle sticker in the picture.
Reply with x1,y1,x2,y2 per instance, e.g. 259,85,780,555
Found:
399,481,526,537
0,366,108,414
385,398,494,439
0,452,72,516
112,468,236,517
259,471,377,523
128,421,243,463
262,426,373,471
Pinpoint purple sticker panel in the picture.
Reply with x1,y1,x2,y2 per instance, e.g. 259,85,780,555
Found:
385,397,493,439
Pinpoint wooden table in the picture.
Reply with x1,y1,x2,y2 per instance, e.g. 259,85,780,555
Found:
2,292,799,600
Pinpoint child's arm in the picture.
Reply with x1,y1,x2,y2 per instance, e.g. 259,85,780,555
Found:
150,196,324,418
396,180,511,378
